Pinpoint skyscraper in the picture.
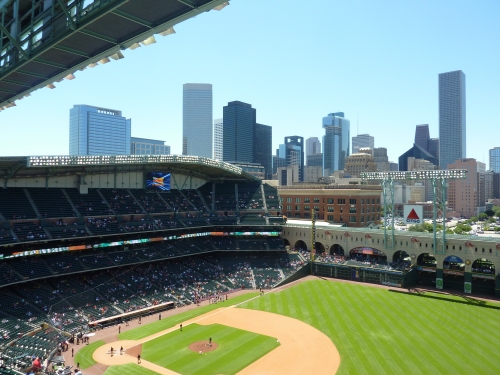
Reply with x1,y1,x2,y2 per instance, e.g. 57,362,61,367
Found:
414,124,439,166
222,101,256,163
213,118,223,161
322,112,350,176
414,125,430,150
352,134,374,154
373,147,390,172
182,83,213,158
439,70,466,169
69,105,131,155
489,147,500,173
130,137,170,155
448,158,486,218
284,136,305,182
306,137,321,156
254,123,272,180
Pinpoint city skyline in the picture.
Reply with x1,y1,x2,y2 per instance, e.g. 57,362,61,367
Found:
0,1,498,165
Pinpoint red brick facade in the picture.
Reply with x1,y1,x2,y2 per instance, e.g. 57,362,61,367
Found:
278,186,382,227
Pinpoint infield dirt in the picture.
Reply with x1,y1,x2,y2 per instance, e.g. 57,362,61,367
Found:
91,304,340,374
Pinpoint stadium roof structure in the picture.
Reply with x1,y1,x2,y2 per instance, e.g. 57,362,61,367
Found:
0,155,260,182
0,0,229,109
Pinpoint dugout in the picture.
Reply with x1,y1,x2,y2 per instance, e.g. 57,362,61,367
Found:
312,262,416,288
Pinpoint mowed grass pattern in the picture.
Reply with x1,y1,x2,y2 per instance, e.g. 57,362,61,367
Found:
142,323,279,375
119,293,258,341
74,340,105,369
241,280,500,375
103,363,158,375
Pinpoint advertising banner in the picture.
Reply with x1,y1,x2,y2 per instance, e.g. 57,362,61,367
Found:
404,205,424,225
436,278,443,290
443,269,464,276
464,282,472,294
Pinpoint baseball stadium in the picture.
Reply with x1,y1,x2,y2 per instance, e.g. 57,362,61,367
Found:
1,0,500,374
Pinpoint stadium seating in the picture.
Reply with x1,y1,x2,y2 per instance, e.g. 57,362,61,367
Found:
12,222,48,242
237,183,263,211
45,222,88,239
213,183,237,212
262,184,281,210
100,189,144,215
179,215,209,227
197,183,214,209
131,190,172,213
182,189,207,212
0,262,22,285
0,228,15,245
239,239,268,250
0,188,37,220
65,188,113,216
28,189,75,218
86,216,123,235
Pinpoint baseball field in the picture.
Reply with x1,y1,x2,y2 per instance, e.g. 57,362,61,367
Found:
87,279,500,374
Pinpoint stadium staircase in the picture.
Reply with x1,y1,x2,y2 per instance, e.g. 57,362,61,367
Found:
276,264,285,280
23,189,41,218
96,190,115,214
155,191,174,211
62,189,81,217
127,189,147,213
196,189,211,212
250,269,257,289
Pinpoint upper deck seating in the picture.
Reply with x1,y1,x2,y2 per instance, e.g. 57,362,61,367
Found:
262,184,280,210
28,189,75,218
213,183,237,212
182,189,207,212
237,183,263,211
0,228,15,244
12,222,48,242
160,190,191,212
66,188,113,216
0,188,37,220
100,190,143,215
132,191,172,213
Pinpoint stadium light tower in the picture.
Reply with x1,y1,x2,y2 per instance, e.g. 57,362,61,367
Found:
360,170,467,254
311,207,316,275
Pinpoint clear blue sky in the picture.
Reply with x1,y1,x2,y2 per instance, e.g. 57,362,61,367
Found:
1,0,499,166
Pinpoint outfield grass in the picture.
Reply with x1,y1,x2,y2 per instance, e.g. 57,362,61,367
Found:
103,363,158,375
119,293,258,341
74,340,105,369
142,323,279,375
241,280,500,375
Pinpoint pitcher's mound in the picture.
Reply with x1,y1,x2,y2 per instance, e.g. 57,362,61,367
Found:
189,341,218,353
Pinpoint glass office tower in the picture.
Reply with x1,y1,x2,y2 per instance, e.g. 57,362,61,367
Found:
439,70,466,169
322,112,350,176
222,101,256,163
183,83,213,158
352,133,374,154
254,123,272,180
490,147,500,173
130,137,170,155
69,105,131,155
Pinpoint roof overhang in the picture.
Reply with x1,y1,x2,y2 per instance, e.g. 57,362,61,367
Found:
0,0,229,109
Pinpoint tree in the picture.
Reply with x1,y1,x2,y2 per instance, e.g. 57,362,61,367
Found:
470,216,478,223
445,229,454,234
493,206,500,218
485,209,495,217
478,212,488,221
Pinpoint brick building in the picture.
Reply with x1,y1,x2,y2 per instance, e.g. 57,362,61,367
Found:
278,185,382,227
